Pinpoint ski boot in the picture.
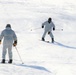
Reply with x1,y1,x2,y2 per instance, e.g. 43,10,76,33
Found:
52,38,54,43
1,59,5,63
8,59,12,63
42,38,45,41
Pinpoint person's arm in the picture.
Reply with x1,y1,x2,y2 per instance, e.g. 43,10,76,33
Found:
0,31,4,44
52,22,55,30
42,21,46,28
13,31,17,46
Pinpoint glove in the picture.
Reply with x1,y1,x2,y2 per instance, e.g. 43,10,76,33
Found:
42,26,44,28
13,43,17,46
0,40,1,44
0,42,1,44
53,28,55,31
48,31,50,34
13,40,17,47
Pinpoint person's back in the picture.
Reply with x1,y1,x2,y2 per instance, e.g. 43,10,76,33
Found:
0,24,17,63
2,26,17,45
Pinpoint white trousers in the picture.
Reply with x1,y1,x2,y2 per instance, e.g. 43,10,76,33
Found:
2,44,12,59
42,30,54,39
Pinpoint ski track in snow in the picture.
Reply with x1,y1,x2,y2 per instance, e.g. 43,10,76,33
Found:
0,0,76,75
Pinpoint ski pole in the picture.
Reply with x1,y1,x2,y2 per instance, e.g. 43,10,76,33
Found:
15,47,24,64
31,27,41,31
55,29,63,31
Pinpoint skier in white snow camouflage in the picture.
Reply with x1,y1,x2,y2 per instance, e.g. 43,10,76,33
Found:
42,18,55,43
0,24,17,63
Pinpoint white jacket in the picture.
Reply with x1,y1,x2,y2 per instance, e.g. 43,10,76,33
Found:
42,21,55,31
0,27,17,46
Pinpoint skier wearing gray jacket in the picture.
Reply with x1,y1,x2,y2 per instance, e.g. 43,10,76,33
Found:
42,18,55,43
0,24,17,63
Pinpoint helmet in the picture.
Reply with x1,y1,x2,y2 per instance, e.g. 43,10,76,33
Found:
48,18,52,23
48,18,52,21
6,24,11,28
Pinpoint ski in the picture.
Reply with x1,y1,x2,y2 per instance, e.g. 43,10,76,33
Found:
40,40,50,43
0,59,24,65
43,41,50,43
40,39,55,44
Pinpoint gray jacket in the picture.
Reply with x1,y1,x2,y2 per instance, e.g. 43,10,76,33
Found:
0,27,17,46
42,21,55,31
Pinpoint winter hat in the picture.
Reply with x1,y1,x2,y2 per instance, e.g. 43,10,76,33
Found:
48,18,52,23
48,18,52,21
6,24,11,28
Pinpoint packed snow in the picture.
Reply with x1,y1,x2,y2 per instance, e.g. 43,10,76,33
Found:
0,0,76,75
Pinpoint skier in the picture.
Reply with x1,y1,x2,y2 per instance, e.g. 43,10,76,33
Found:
0,24,17,63
42,17,55,43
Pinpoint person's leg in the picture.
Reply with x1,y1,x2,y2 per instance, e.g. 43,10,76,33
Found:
42,31,47,41
1,46,7,63
8,45,13,63
49,32,54,43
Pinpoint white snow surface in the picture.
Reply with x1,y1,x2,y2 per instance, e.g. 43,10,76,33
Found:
0,0,76,75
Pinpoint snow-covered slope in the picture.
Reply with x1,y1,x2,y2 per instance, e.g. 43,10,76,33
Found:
0,0,76,75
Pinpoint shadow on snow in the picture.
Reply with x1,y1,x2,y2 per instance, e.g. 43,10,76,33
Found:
14,63,51,73
55,41,76,49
